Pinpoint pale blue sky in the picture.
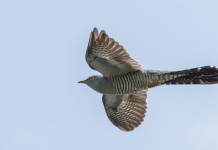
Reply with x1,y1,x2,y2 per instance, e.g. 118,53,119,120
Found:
0,0,218,150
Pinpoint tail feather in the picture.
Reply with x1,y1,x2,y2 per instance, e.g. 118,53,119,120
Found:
163,66,218,85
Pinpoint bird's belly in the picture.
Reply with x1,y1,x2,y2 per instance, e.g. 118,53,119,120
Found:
109,71,149,94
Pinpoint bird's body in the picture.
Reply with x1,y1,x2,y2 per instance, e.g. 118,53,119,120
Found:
79,28,218,131
87,70,167,94
86,68,218,95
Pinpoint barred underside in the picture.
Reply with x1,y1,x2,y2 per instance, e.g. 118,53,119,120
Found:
109,71,148,94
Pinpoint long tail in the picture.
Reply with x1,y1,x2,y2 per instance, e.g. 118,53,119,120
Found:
160,66,218,85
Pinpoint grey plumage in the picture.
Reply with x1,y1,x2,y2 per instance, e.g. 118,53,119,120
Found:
78,28,218,131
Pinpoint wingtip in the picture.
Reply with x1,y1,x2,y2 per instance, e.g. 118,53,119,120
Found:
93,27,98,36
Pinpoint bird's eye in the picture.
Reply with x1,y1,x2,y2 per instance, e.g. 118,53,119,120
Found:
90,76,94,80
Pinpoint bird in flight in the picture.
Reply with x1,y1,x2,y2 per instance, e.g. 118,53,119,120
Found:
78,28,218,131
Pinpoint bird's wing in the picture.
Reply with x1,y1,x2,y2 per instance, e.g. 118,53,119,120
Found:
102,90,148,131
86,28,143,77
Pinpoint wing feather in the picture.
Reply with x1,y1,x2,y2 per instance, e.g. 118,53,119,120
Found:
86,28,143,77
102,90,148,131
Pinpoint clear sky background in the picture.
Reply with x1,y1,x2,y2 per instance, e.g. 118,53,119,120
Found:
0,0,218,150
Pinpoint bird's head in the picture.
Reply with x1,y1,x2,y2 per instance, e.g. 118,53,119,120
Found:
78,75,114,94
78,75,102,85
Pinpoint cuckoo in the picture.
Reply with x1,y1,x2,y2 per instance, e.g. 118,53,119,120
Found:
78,28,218,131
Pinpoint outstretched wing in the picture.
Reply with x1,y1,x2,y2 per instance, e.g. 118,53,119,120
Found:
86,28,143,77
102,90,148,131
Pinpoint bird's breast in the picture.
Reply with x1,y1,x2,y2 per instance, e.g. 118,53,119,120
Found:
108,71,149,94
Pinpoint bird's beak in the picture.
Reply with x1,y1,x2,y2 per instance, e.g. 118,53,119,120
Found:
78,80,87,83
